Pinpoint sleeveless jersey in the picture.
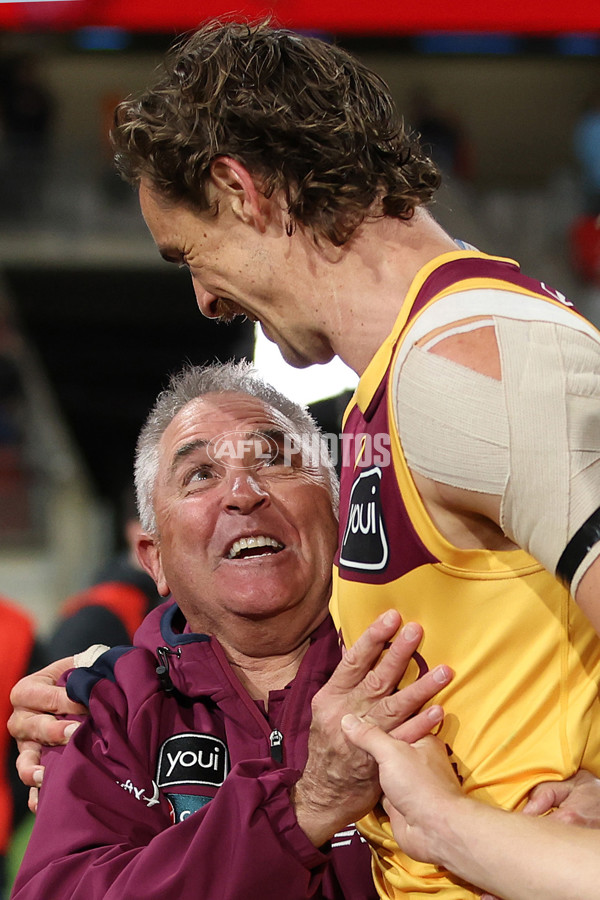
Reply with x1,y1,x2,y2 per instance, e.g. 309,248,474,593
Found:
331,250,600,899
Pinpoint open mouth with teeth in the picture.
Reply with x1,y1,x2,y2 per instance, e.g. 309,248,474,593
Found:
226,536,285,560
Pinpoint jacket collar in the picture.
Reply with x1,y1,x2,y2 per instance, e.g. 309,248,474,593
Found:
133,599,341,703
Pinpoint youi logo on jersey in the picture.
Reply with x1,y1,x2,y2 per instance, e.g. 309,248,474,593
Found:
340,467,389,571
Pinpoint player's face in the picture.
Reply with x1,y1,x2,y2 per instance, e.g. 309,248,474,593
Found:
138,392,338,653
139,180,336,369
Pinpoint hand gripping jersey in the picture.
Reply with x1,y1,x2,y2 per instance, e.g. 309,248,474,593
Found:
331,250,600,899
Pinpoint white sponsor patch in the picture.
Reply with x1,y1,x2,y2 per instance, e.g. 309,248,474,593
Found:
157,734,229,787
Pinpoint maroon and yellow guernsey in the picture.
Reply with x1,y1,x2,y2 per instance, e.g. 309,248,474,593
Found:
332,250,600,899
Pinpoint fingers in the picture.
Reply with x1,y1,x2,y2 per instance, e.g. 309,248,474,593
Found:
342,714,448,770
547,807,582,825
15,716,81,789
362,619,424,697
522,783,561,816
9,708,81,746
15,716,81,790
368,664,453,732
333,616,427,713
28,786,39,814
10,661,87,721
331,610,406,690
322,611,451,736
15,741,43,788
341,712,395,763
524,770,600,827
389,704,445,744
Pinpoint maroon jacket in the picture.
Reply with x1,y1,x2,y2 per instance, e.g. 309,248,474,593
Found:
12,602,374,900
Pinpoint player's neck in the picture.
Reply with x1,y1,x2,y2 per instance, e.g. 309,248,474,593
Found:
328,209,458,375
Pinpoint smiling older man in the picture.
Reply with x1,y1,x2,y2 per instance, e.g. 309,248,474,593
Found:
11,362,449,900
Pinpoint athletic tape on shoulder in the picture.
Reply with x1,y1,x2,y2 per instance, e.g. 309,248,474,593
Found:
394,304,600,587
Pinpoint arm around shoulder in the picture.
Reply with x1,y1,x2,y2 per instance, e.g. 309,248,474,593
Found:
12,667,369,900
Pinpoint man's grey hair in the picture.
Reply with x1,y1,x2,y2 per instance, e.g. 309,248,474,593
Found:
134,360,339,534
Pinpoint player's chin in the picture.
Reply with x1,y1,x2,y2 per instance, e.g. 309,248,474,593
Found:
215,298,247,324
280,340,330,369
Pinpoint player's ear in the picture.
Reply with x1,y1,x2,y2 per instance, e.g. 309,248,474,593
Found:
209,156,268,232
136,533,170,597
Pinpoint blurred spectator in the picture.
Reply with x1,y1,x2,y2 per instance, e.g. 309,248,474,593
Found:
0,54,54,223
0,355,23,448
408,88,474,183
45,488,163,658
569,213,600,286
567,91,600,288
573,89,600,217
98,90,131,205
0,595,43,900
0,316,31,539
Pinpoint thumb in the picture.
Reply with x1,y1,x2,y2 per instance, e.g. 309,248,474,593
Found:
522,783,561,816
341,713,389,759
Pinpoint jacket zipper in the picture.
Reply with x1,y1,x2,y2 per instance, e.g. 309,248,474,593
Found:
269,729,284,763
156,646,182,694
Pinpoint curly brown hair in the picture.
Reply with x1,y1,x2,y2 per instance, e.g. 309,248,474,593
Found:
113,20,441,246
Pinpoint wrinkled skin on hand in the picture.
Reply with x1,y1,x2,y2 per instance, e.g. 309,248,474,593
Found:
293,609,453,846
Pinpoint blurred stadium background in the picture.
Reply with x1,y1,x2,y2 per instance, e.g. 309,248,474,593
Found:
0,0,599,630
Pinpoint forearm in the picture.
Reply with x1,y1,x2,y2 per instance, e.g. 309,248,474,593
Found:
343,720,600,900
430,795,600,900
292,768,371,848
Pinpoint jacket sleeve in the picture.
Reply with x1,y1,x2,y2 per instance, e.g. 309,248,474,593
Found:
11,675,372,900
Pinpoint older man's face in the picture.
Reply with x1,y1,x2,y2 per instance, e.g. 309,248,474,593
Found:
137,392,338,654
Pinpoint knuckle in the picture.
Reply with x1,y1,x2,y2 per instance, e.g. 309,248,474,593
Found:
371,694,396,720
47,685,66,715
362,668,385,696
341,643,360,667
311,692,324,713
348,753,376,781
16,751,39,784
379,689,417,722
6,711,20,740
9,676,26,707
